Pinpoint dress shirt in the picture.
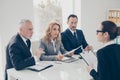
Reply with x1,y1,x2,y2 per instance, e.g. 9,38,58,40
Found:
19,34,39,63
19,34,28,46
51,39,56,53
68,28,77,38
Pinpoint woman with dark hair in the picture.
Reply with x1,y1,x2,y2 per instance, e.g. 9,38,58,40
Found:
87,21,120,80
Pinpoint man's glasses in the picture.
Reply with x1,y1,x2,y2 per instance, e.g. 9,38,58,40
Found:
96,30,105,35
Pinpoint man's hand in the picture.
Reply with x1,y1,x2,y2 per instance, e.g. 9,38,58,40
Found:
35,48,45,60
84,45,93,51
68,52,74,57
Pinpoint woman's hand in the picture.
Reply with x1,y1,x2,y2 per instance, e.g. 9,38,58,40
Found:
87,64,94,73
56,54,64,60
84,45,93,51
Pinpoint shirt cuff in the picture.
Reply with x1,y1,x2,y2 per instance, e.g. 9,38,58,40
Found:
34,56,39,63
90,69,97,77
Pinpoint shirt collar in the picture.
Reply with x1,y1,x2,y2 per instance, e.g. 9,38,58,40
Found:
68,28,76,35
103,40,115,48
19,34,27,45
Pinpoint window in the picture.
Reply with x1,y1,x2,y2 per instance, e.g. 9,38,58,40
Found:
33,0,81,40
60,0,81,30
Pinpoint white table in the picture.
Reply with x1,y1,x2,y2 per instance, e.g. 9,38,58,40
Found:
7,55,93,80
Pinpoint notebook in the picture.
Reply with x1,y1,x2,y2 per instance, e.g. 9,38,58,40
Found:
27,62,53,72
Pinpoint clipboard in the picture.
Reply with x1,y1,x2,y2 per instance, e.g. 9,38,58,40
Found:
80,50,97,70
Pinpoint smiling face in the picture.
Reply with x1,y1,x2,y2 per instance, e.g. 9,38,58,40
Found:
50,24,60,40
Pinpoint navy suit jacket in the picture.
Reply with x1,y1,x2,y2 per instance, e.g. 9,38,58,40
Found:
5,33,35,80
61,29,88,54
90,44,120,80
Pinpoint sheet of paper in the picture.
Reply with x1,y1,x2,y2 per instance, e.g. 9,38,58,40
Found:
80,51,97,71
64,46,82,55
62,56,70,61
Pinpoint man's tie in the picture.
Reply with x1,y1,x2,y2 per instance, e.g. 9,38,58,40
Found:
73,32,78,46
26,39,31,49
73,32,77,40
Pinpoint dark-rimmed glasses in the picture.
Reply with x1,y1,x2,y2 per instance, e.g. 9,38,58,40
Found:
96,30,105,35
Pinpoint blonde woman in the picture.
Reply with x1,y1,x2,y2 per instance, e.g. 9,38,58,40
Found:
39,21,73,61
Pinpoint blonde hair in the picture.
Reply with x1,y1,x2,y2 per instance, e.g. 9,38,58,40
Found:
43,21,61,44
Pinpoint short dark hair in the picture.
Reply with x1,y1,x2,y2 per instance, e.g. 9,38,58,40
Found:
101,20,118,40
67,14,78,21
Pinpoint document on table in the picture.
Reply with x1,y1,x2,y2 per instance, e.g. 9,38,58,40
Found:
27,62,53,72
80,51,97,71
61,56,79,63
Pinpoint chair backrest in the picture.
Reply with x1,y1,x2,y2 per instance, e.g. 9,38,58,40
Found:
31,40,39,56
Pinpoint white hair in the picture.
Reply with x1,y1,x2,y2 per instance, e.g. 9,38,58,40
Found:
18,19,32,29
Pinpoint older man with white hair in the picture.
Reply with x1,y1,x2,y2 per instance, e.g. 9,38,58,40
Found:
5,19,44,80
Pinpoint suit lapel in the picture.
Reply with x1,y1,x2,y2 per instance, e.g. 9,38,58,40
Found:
66,29,78,47
17,34,32,57
66,29,73,39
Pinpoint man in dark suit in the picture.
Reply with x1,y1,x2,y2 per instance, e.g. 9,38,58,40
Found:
87,21,120,80
61,14,92,54
5,19,44,80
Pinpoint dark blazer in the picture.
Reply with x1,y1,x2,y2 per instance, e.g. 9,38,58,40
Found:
5,33,35,80
90,44,120,80
39,38,67,61
61,29,88,54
